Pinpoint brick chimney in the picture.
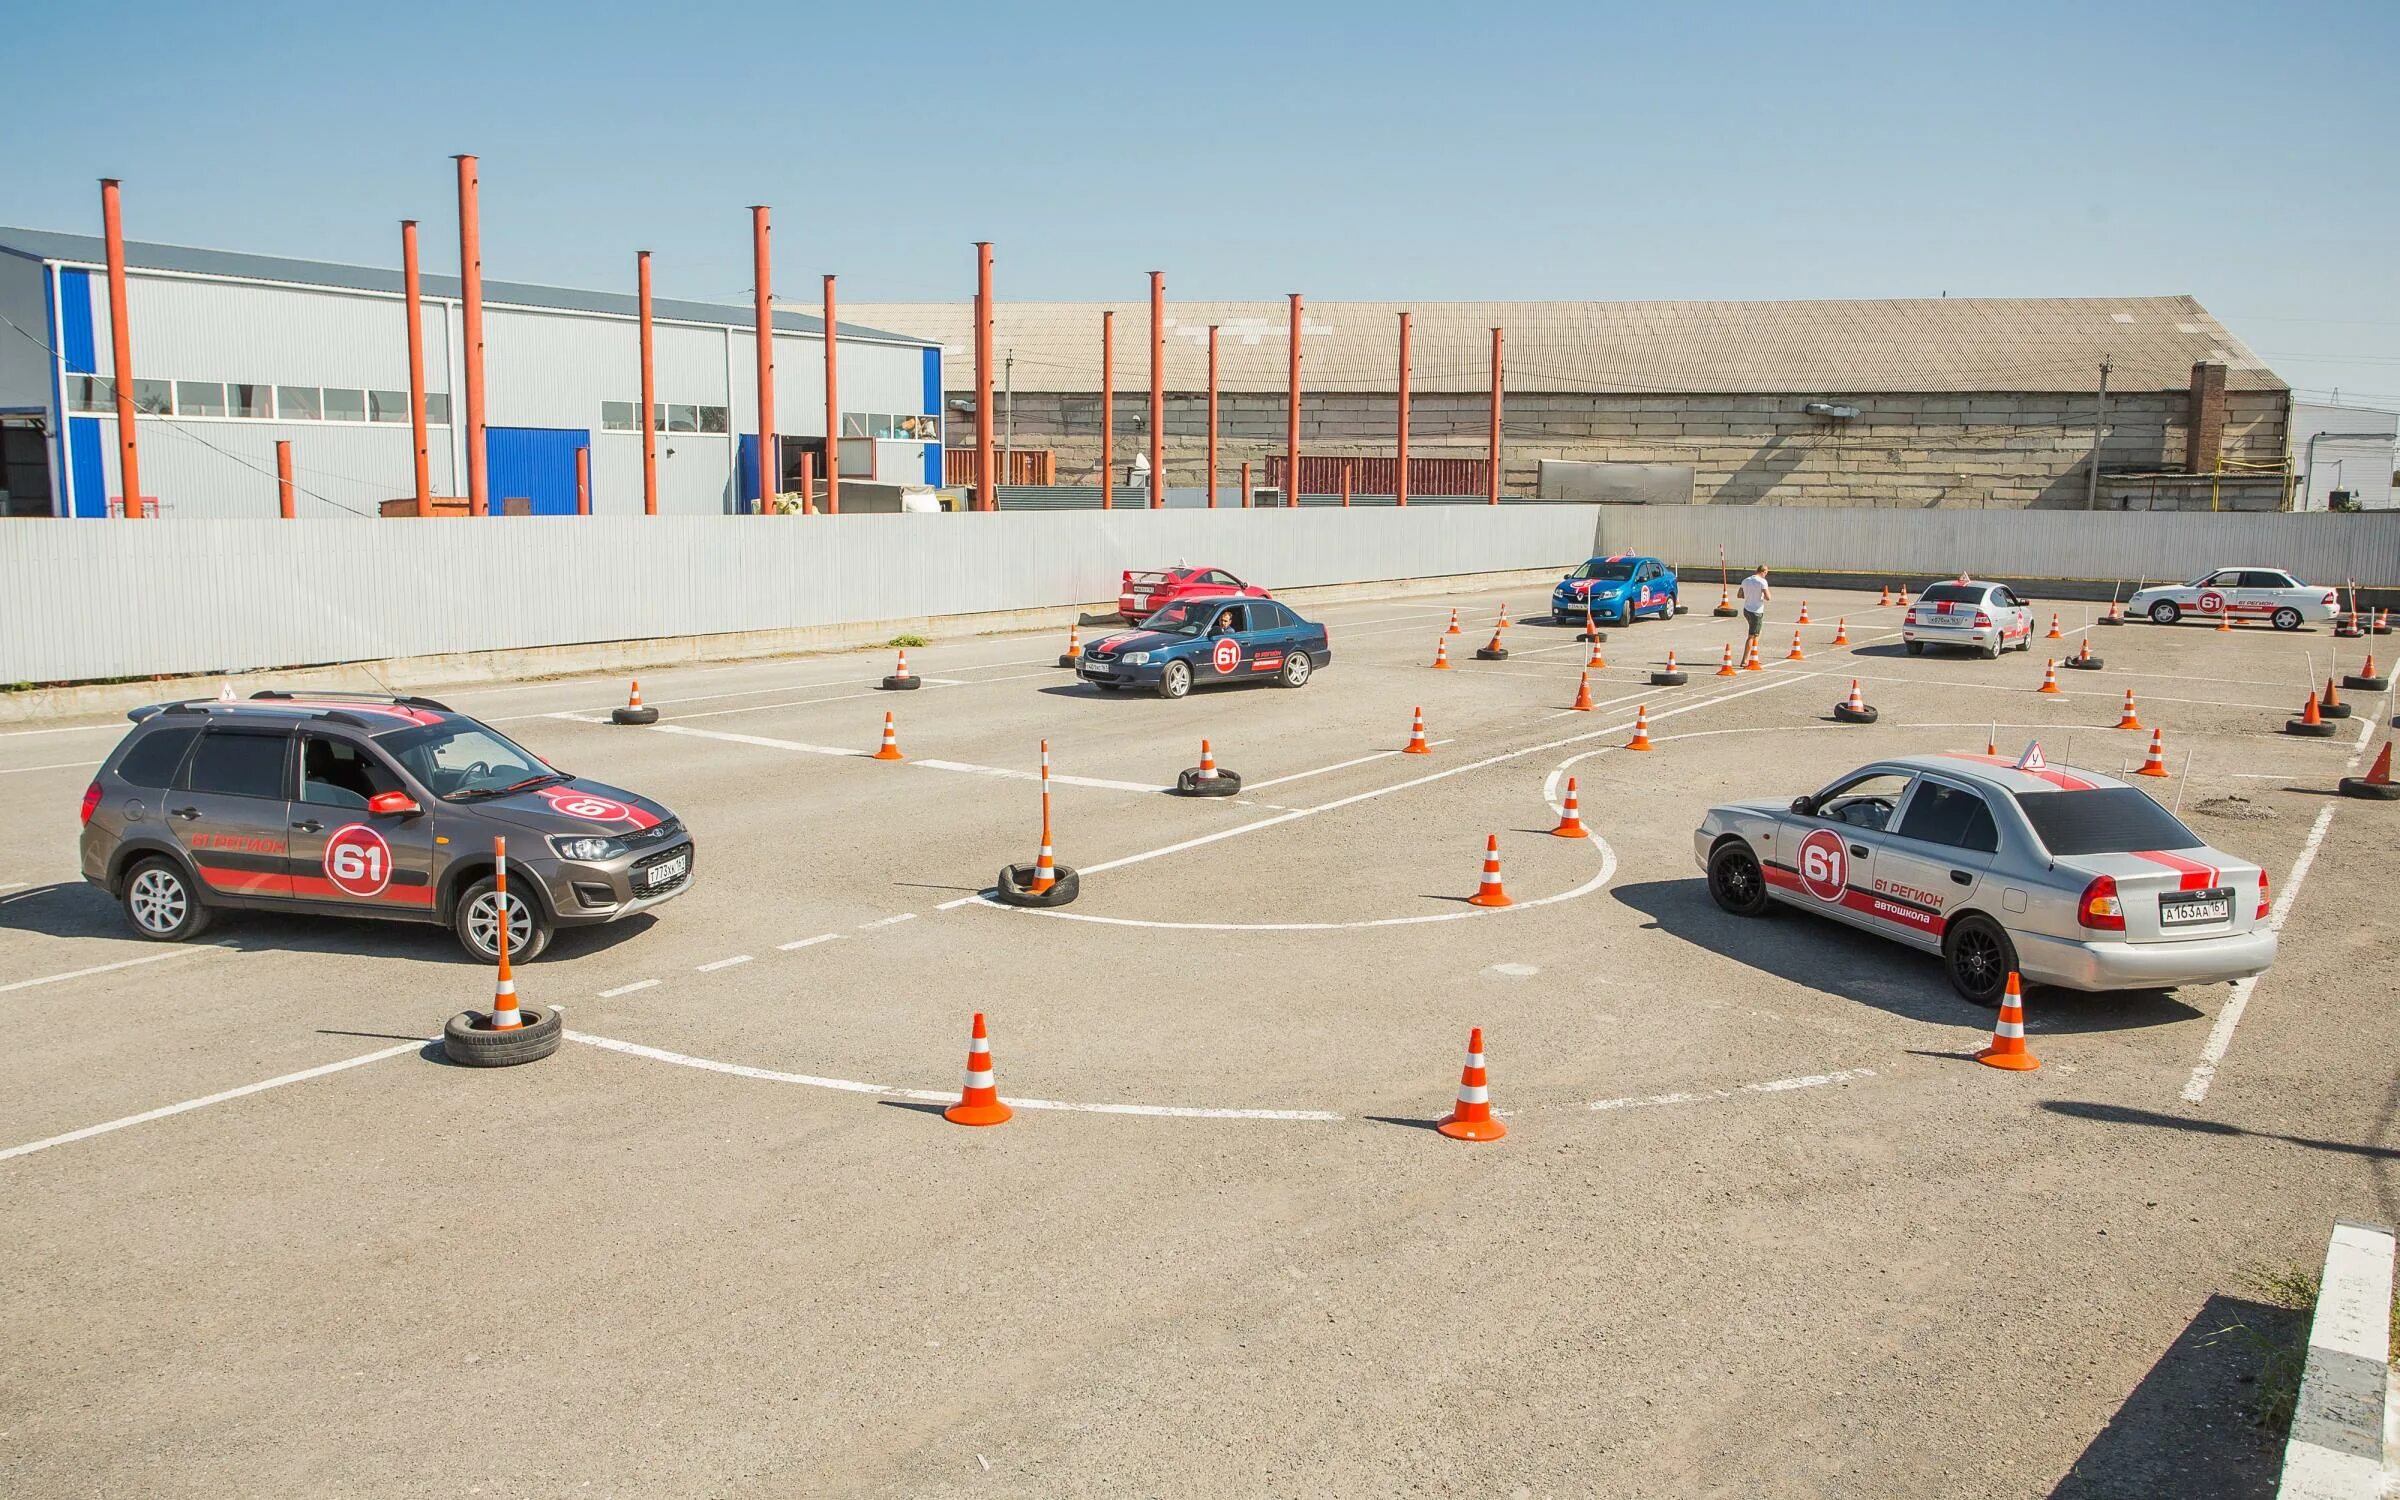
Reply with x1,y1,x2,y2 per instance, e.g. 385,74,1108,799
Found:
2186,360,2226,474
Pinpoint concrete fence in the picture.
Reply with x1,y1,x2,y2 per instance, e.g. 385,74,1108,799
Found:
0,506,1607,683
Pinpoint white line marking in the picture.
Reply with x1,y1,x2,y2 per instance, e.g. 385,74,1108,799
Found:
1241,751,1396,791
0,944,224,996
650,724,865,758
858,913,918,929
0,881,26,892
598,979,662,997
0,759,101,776
696,955,752,973
912,759,1170,794
933,893,985,911
2181,799,2340,1106
0,721,128,739
565,1032,1344,1120
776,933,842,951
1587,1067,1878,1112
0,1041,421,1163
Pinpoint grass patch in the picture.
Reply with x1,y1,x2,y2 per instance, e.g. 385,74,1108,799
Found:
2225,1260,2400,1444
885,634,929,649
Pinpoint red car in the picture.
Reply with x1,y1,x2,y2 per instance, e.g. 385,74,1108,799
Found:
1119,567,1270,621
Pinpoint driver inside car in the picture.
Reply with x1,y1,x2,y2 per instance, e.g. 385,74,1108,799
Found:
1824,795,1893,831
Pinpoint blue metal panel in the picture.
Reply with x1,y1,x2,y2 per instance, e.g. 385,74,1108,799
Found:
736,434,761,512
58,268,96,372
484,427,589,516
68,418,106,519
921,347,943,486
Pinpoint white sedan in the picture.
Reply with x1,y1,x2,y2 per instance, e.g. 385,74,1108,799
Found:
2126,567,2339,630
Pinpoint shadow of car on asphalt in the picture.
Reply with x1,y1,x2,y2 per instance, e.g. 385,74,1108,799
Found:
1609,875,2206,1033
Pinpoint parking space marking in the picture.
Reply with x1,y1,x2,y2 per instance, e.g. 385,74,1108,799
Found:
647,722,1178,794
1218,751,1394,792
696,955,753,973
0,1041,422,1164
0,758,102,776
599,979,662,998
858,913,918,930
0,944,226,996
776,933,843,951
2181,798,2340,1106
566,1030,1345,1121
1585,1067,1879,1112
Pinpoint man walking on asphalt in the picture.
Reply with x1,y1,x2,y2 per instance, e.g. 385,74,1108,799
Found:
1739,563,1772,640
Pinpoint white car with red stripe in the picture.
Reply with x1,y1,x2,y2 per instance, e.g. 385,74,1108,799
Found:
2125,567,2338,630
1900,577,2036,659
1693,747,2275,1003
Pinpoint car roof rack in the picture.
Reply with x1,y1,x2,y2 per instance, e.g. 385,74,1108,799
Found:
249,689,452,712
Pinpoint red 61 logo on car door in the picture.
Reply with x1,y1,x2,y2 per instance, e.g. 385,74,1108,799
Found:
1797,828,1848,904
1211,638,1242,674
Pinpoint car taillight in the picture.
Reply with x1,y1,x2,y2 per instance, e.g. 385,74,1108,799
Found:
1972,611,1992,628
2322,591,2336,606
2078,874,2125,931
80,780,103,826
1904,610,1919,624
2256,868,2270,920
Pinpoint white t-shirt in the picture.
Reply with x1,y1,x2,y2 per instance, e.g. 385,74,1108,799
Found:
1739,575,1770,614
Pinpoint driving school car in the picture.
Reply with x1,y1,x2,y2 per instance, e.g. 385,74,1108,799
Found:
1075,596,1331,698
1901,577,2037,658
1551,555,1678,626
1693,748,2274,1003
80,691,693,962
1118,566,1271,622
2125,567,2339,630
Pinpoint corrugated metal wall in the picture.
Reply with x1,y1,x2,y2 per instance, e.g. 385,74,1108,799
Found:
0,507,1607,681
1591,507,2400,589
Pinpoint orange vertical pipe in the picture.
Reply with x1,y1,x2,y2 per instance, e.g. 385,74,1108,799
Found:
453,156,488,516
1395,311,1411,508
1285,293,1302,507
1100,310,1114,510
1240,460,1251,509
974,242,995,511
1341,459,1352,508
1489,326,1504,504
1148,271,1164,509
637,250,658,516
798,450,813,514
575,444,589,515
401,220,432,517
99,179,144,519
823,273,840,516
1206,324,1219,509
751,206,775,515
276,440,294,520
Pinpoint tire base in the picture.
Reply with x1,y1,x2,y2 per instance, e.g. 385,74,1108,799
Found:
1712,606,1739,618
1832,704,1879,724
2337,777,2400,801
1057,654,1080,668
610,707,659,725
994,864,1080,907
2341,674,2388,692
1174,768,1243,797
2286,720,2340,737
881,676,922,691
2098,617,2126,627
1650,671,1688,687
2063,657,2104,671
442,1006,562,1067
1473,648,1509,661
1577,630,1609,643
2322,702,2354,719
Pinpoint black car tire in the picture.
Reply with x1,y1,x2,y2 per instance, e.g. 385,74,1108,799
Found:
453,874,555,964
2272,608,2303,632
2322,699,2354,719
1474,646,1509,661
2286,718,2340,737
2342,673,2388,692
1713,605,1739,618
881,675,922,691
994,864,1080,907
610,705,659,725
1650,670,1688,687
1278,650,1313,688
2337,776,2400,801
2064,655,2104,670
122,855,211,942
1706,840,1772,918
1832,702,1879,724
2150,601,2181,625
1944,915,2019,1007
442,1005,563,1067
1156,661,1192,700
1175,767,1243,797
1982,640,2002,660
1905,642,1925,656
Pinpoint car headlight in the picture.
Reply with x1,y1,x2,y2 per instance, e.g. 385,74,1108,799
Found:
1123,651,1151,665
549,834,628,861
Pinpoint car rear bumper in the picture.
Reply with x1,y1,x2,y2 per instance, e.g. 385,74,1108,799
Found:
1902,624,1999,647
2013,925,2276,991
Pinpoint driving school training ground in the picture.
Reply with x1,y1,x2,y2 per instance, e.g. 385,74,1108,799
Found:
1,587,2393,1498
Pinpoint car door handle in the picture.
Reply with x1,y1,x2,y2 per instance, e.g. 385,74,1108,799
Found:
291,819,322,834
170,806,201,821
1849,844,1869,858
1950,870,1973,885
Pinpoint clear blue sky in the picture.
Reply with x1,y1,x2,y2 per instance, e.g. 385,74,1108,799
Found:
6,0,2394,405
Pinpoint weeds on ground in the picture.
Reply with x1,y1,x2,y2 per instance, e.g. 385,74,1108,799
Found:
2218,1261,2400,1445
886,634,929,649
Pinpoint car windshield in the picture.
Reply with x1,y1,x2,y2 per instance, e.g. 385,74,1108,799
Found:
2015,787,2204,856
1138,602,1213,636
378,720,564,801
1569,561,1636,582
1917,584,1986,605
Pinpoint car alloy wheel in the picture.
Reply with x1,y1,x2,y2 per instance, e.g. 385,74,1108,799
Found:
465,888,535,961
1945,916,2016,1005
2273,607,2301,631
1280,651,1312,687
128,866,189,935
2149,600,2180,625
1159,661,1192,700
1707,841,1771,917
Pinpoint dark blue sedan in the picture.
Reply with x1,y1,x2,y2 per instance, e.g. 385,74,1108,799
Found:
1075,596,1332,699
1552,554,1679,626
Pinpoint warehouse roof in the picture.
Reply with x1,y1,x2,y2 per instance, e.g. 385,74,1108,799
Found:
840,295,2281,395
0,226,930,346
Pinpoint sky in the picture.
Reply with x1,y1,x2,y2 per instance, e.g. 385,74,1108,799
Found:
6,0,2395,407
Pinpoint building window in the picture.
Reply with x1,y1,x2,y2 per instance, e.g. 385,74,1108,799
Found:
601,400,637,432
176,380,226,418
321,388,366,423
699,405,728,434
667,403,699,433
229,383,271,419
69,376,111,412
278,386,321,420
423,392,451,425
369,390,412,423
842,413,870,438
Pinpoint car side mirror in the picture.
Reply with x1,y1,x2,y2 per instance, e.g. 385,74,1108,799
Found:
1789,795,1817,816
367,791,420,817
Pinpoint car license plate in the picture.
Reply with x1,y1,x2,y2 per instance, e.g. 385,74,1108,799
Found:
2159,889,2230,926
644,854,688,889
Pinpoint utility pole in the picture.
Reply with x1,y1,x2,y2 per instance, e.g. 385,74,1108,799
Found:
2083,357,2111,510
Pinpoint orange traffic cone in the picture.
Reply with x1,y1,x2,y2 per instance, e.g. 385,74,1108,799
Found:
943,1012,1013,1127
1879,584,1891,607
1551,777,1588,838
1466,835,1513,908
1844,680,1867,712
2046,612,2063,640
1403,706,1431,754
1986,731,1999,757
1743,638,1763,672
1572,671,1595,711
2075,637,2095,665
1718,583,1735,613
1435,1027,1506,1142
1625,705,1654,751
873,711,904,760
1432,637,1452,670
611,678,660,725
1028,742,1059,894
2115,689,2141,730
2217,608,2231,632
1832,618,1849,645
1446,607,1462,635
626,680,644,712
2322,677,2346,715
1483,626,1505,655
1897,586,1911,607
2291,692,2328,734
1975,973,2040,1071
2037,659,2061,694
1786,628,1806,662
2134,728,2169,777
1582,604,1600,642
487,836,521,1031
1195,738,1220,781
1586,637,1607,669
1716,643,1737,677
893,648,912,679
1796,600,1811,625
2341,741,2394,800
1496,602,1511,631
1058,622,1082,666
2103,596,2122,624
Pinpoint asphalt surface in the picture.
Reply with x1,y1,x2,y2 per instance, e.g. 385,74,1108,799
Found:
1,585,2393,1498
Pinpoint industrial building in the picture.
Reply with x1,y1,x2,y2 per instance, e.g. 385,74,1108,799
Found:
0,226,943,519
848,295,2296,510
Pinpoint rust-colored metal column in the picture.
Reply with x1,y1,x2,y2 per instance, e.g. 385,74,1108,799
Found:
99,179,145,519
1148,271,1164,508
1395,311,1411,508
1285,293,1302,507
276,440,295,520
401,221,433,516
823,273,840,516
1205,324,1219,508
1100,310,1115,510
751,206,775,514
1488,326,1503,504
974,242,995,511
637,251,658,516
1240,460,1251,508
798,451,814,514
1341,460,1352,508
453,156,488,516
575,444,590,515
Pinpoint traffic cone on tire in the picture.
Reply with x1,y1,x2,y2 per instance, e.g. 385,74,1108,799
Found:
1625,705,1655,751
1975,973,2040,1072
1432,637,1452,670
942,1012,1012,1127
2037,659,2061,694
1466,835,1512,908
626,681,644,713
1572,671,1595,711
872,711,904,760
1195,738,1220,781
1833,618,1849,645
611,679,659,725
1786,628,1806,662
894,648,913,679
1716,643,1737,677
1551,778,1587,838
1403,706,1431,754
1058,622,1082,667
1028,742,1059,894
2115,689,2141,730
487,836,521,1031
2339,742,2396,801
1436,1027,1506,1142
2322,677,2347,717
2134,727,2169,777
1844,680,1867,713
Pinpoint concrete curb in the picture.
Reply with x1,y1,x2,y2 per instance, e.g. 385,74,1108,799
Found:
2279,1218,2395,1500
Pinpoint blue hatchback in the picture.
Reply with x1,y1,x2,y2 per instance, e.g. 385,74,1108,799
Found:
1075,596,1332,699
1552,555,1678,626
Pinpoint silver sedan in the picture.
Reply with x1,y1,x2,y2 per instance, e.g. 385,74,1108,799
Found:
1693,751,2276,1002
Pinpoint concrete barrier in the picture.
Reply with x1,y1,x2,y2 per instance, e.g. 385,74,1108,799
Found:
2279,1219,2395,1499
